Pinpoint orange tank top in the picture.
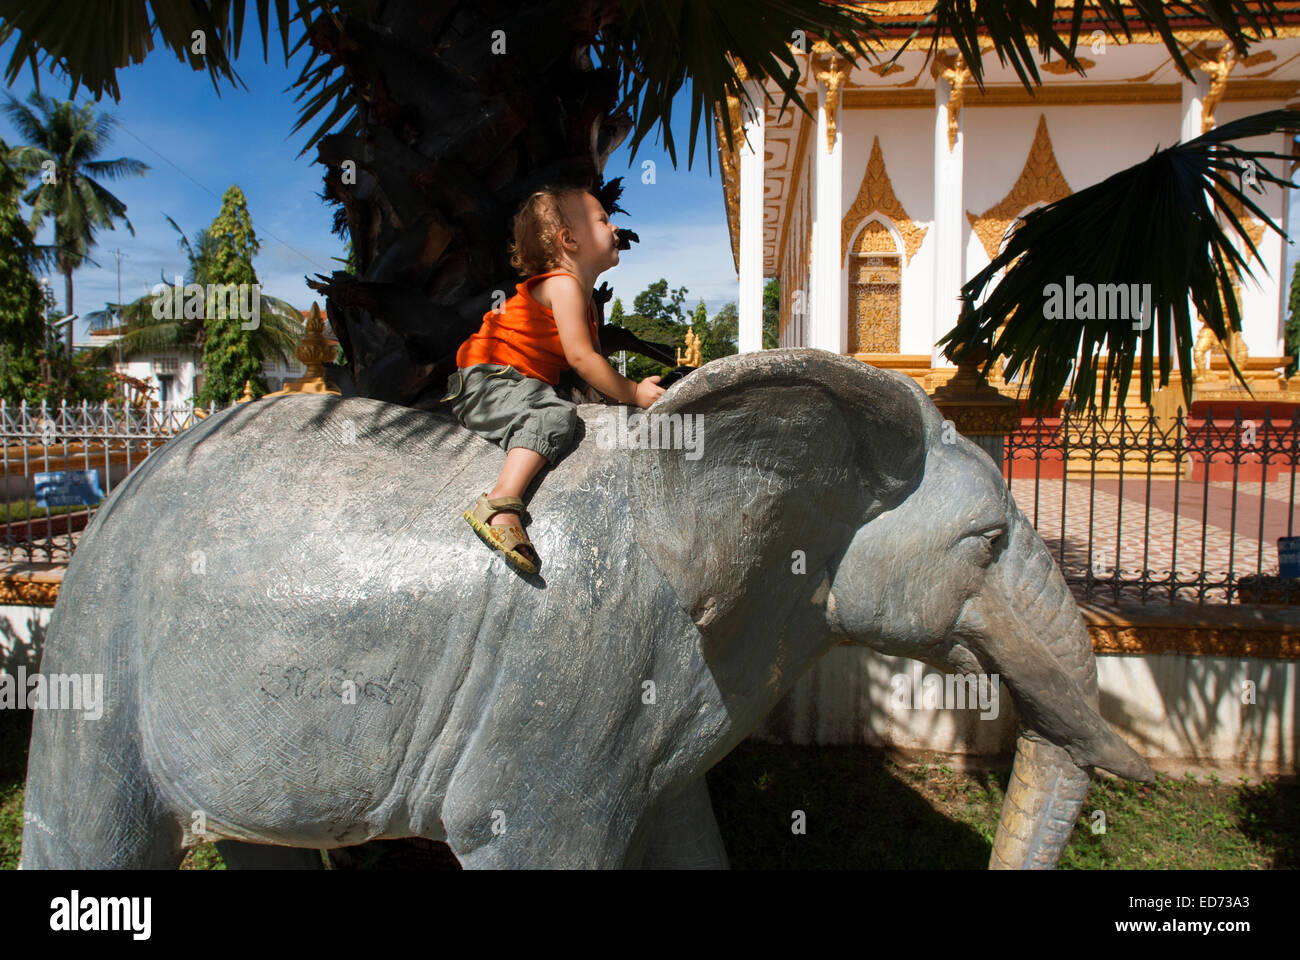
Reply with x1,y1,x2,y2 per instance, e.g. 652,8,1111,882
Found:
455,270,601,385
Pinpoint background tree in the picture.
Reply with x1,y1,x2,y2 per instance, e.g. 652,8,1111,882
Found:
762,278,779,350
1,91,147,357
1286,257,1300,379
0,134,49,402
612,278,691,380
193,186,284,405
710,302,738,356
85,208,303,388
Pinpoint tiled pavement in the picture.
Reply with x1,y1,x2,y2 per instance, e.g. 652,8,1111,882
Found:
1009,475,1300,608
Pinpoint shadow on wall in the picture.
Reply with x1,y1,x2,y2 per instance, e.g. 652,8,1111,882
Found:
0,610,45,675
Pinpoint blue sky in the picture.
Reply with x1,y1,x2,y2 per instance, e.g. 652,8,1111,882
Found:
0,21,737,347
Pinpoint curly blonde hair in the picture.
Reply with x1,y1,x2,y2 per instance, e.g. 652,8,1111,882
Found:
508,186,592,277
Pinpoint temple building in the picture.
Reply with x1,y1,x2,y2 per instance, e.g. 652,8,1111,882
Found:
717,2,1300,403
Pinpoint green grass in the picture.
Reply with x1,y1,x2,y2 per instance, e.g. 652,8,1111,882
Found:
2,708,1295,869
0,500,95,524
705,742,1299,869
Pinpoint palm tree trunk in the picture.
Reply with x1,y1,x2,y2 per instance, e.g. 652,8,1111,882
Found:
303,0,631,408
309,0,635,868
63,266,73,355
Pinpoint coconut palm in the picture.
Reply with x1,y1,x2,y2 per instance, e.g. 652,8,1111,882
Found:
5,1,1291,410
83,213,306,374
0,90,148,355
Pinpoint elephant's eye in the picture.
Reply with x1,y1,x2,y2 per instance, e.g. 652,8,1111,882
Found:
966,526,1005,566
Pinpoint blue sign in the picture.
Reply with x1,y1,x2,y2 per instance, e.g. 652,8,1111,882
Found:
33,470,105,508
1279,537,1300,579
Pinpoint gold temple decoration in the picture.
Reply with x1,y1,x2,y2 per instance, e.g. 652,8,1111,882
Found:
966,115,1072,261
1193,276,1250,380
715,59,750,270
811,40,852,152
1041,56,1096,74
1194,321,1249,377
930,344,1020,437
1193,42,1236,132
237,380,256,404
848,237,902,354
263,302,341,397
841,136,928,264
1190,40,1281,131
931,51,972,150
676,327,703,367
1219,190,1267,252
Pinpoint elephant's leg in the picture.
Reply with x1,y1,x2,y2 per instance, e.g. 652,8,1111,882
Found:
635,777,730,870
214,840,325,870
21,708,184,869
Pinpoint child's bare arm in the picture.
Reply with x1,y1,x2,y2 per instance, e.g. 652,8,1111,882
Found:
547,277,663,408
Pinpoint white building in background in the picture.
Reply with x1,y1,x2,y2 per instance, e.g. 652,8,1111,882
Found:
88,308,337,404
717,4,1300,389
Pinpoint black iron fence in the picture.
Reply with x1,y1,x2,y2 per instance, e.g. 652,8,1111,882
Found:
1005,405,1300,606
4,396,1300,608
1,399,224,564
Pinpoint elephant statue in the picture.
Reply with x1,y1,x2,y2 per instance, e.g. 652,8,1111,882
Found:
19,348,1152,870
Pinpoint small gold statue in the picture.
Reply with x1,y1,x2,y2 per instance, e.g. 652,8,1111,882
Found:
676,326,703,368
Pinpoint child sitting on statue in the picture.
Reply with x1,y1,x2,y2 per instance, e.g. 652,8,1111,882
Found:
442,185,666,575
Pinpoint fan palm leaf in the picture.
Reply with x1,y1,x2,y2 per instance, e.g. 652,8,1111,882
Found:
914,1,1285,88
938,109,1300,414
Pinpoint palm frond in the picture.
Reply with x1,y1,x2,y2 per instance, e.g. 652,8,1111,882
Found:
1,90,51,145
80,156,150,180
598,0,882,170
916,1,1286,90
0,0,260,100
937,109,1300,415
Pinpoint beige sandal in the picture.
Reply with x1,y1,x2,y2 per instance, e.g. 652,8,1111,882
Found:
463,493,540,574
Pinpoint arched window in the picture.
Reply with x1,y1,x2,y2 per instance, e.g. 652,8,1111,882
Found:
847,217,903,354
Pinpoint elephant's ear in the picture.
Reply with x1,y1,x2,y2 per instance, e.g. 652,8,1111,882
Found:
627,348,929,652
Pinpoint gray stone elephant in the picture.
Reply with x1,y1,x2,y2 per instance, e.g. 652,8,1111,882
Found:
20,347,1152,870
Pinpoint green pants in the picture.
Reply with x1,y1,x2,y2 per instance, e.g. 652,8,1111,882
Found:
441,363,578,466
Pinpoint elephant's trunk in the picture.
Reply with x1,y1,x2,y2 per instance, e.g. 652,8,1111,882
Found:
967,509,1153,869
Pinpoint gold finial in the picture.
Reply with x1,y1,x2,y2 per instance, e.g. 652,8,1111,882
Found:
676,326,703,367
238,380,256,403
263,302,341,398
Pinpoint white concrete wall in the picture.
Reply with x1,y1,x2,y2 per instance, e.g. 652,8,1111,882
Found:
751,644,1299,775
0,604,50,671
116,353,200,404
1214,100,1290,358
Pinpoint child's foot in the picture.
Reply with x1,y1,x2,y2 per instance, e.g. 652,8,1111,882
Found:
462,492,541,573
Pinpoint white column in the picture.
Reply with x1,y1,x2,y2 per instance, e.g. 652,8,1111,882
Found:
738,80,766,354
932,76,965,367
1180,73,1210,142
1275,129,1293,356
810,80,844,353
